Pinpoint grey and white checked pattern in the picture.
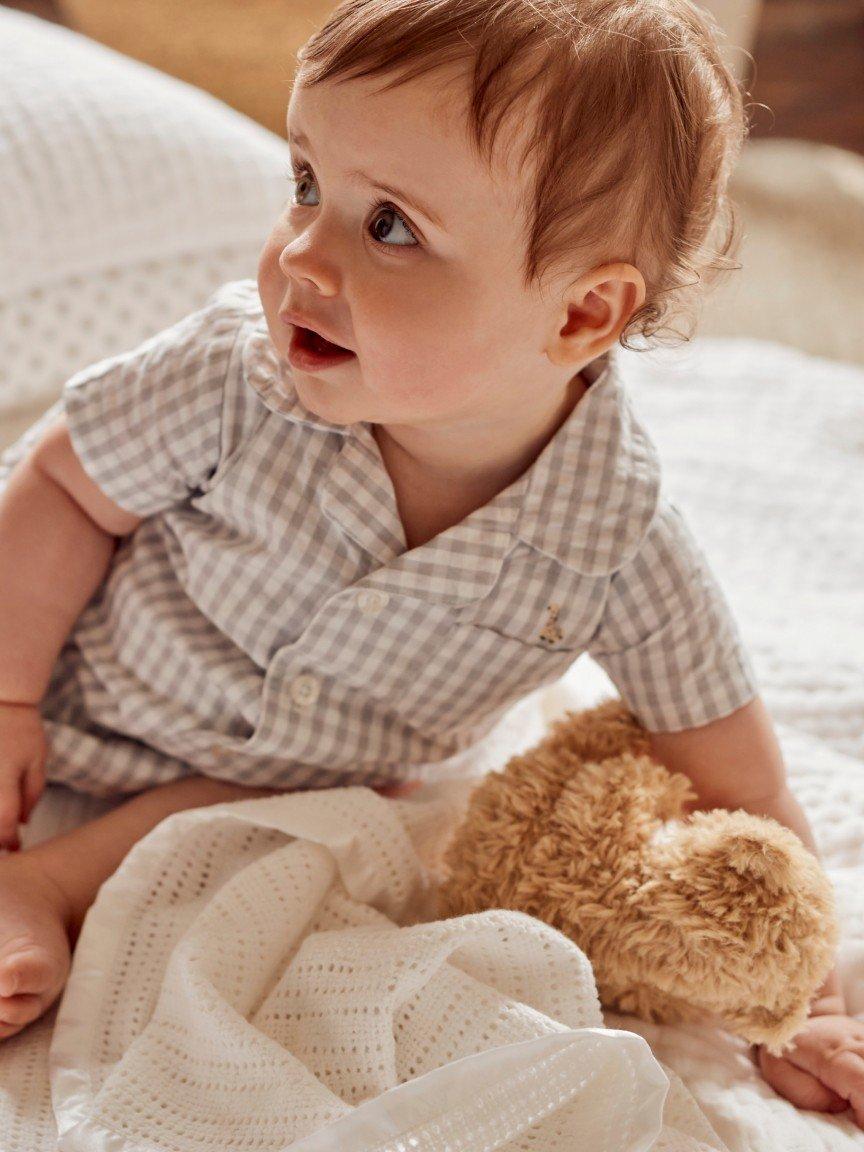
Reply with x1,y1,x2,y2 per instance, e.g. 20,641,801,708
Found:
0,280,758,796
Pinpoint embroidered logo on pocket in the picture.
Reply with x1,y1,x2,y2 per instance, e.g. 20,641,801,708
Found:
539,602,564,645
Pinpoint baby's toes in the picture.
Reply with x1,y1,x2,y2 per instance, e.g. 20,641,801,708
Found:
0,943,67,1040
0,855,74,1041
0,991,46,1037
0,941,63,998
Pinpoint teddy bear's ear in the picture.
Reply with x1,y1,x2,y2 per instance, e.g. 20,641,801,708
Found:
638,808,841,1050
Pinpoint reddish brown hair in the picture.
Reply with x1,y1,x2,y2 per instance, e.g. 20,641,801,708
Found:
294,0,751,349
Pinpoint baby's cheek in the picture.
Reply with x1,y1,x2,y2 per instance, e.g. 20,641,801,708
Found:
389,355,468,410
257,234,281,286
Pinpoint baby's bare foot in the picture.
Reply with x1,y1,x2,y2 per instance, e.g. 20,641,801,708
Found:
0,851,73,1040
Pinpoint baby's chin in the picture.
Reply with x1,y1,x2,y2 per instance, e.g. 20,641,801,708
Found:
291,368,368,427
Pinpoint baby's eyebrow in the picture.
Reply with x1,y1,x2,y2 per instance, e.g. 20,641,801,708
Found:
287,128,447,233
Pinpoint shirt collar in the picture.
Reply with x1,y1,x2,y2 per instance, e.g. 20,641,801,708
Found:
514,348,662,576
242,317,355,434
242,317,660,583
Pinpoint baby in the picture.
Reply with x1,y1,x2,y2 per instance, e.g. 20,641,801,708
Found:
1,0,861,1124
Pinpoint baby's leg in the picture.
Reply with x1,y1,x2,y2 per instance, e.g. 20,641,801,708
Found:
0,775,282,1041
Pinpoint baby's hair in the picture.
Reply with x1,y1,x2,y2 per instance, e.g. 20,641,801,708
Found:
294,0,752,350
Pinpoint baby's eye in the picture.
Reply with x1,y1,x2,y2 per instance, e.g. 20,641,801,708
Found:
287,163,419,250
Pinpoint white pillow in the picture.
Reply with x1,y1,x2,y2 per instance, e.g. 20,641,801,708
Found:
0,8,291,426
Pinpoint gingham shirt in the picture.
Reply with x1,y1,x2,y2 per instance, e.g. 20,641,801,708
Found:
1,280,758,796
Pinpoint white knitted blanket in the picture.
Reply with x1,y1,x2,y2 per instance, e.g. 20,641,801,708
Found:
46,785,729,1152
1,335,863,1150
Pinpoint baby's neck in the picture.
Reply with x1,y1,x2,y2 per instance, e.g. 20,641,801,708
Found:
375,370,588,494
373,370,589,550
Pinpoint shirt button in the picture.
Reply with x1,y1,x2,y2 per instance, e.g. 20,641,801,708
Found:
357,588,390,615
290,673,320,708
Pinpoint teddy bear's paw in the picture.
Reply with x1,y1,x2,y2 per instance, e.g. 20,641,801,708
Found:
603,981,814,1055
723,999,815,1054
598,976,719,1031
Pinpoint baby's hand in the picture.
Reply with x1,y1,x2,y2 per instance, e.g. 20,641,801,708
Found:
753,1011,864,1128
0,702,47,850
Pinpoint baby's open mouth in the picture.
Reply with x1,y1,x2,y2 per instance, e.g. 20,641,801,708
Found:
289,324,357,368
298,326,352,356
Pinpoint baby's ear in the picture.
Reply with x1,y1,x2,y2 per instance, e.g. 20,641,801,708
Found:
547,262,645,366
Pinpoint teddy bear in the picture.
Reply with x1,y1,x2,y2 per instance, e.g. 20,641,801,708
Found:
437,698,840,1057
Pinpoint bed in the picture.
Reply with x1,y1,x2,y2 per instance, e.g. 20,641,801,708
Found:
1,8,862,1150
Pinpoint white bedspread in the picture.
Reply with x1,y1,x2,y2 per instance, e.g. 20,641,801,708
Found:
1,335,863,1150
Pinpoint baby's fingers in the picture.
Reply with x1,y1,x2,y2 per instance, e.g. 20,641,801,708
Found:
0,772,24,850
785,1023,864,1128
755,1047,848,1114
19,761,46,826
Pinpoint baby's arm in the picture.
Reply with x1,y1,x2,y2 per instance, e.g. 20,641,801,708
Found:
0,412,143,846
644,695,844,1009
585,494,862,1119
1,409,144,703
645,697,864,1124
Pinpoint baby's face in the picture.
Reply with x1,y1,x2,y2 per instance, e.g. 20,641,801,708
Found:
258,66,580,434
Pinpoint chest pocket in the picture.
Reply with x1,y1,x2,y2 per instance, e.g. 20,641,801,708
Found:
451,547,607,656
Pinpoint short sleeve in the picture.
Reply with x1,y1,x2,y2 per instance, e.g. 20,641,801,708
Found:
586,497,759,732
62,282,250,518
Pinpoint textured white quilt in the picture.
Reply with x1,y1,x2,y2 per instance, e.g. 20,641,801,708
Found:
0,335,862,1150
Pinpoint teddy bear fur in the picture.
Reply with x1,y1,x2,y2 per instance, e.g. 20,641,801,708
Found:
438,698,840,1057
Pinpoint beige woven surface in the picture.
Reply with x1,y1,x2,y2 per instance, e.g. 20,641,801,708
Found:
56,0,334,136
55,0,762,131
700,138,864,366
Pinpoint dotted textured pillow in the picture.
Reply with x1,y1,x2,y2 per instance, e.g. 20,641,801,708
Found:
0,7,291,421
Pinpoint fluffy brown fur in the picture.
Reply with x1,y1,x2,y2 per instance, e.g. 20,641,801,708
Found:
438,699,840,1057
